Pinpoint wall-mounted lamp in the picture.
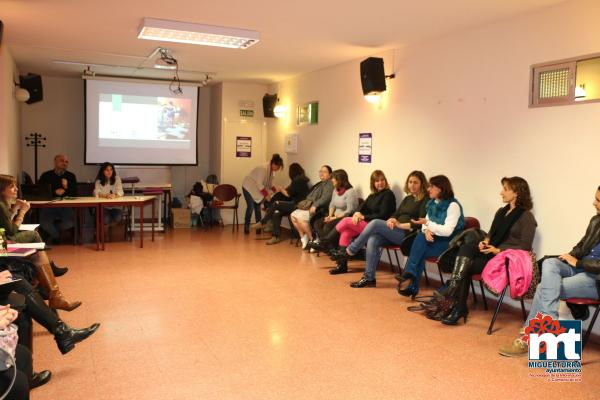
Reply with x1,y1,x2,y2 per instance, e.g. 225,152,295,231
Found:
360,57,395,104
575,83,587,101
273,104,288,118
13,82,30,102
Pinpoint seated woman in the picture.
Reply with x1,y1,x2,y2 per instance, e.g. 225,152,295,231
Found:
432,177,536,325
307,169,358,254
328,170,396,275
290,165,334,249
251,163,310,245
397,175,465,298
94,162,124,226
0,175,81,311
242,154,284,234
341,171,428,287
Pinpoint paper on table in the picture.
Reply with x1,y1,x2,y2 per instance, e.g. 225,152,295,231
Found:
7,243,45,249
18,224,40,231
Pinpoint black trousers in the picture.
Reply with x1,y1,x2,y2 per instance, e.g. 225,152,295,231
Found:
0,344,32,400
314,217,342,244
261,201,297,237
455,243,494,309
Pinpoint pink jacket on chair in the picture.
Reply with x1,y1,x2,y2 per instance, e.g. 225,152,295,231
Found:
482,249,533,299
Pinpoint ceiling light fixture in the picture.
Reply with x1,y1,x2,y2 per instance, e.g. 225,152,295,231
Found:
138,18,260,49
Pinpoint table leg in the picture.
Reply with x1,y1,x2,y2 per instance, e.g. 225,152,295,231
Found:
152,199,155,242
140,204,144,248
96,205,100,251
100,205,106,251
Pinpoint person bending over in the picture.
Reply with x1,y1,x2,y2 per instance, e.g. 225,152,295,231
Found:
328,170,396,275
396,175,465,298
241,154,284,234
342,171,428,287
499,186,600,357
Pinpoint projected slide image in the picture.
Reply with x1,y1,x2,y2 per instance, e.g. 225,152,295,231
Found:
98,94,193,146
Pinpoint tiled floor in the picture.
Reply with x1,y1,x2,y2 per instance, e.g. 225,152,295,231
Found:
30,228,598,399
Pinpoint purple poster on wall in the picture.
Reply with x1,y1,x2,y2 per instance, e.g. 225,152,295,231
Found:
236,136,252,157
358,132,372,163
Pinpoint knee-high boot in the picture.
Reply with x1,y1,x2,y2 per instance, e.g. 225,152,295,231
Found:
25,291,101,354
35,263,82,311
436,256,472,298
441,275,471,325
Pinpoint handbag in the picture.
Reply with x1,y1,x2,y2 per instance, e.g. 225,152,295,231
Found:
296,199,313,211
0,324,18,371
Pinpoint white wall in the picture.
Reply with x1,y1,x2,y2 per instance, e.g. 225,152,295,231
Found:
268,0,600,257
0,46,21,177
19,76,211,198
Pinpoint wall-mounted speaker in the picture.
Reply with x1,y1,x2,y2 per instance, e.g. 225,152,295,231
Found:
360,57,386,95
19,73,44,104
263,93,278,118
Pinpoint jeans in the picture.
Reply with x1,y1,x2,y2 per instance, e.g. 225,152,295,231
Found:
243,188,262,227
103,207,123,225
403,232,450,293
347,220,406,281
524,257,599,326
261,200,297,237
39,207,74,240
335,217,368,247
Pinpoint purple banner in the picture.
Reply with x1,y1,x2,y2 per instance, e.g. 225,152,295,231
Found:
358,132,372,163
236,136,252,158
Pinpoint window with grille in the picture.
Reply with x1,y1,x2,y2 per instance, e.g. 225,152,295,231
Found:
530,54,600,107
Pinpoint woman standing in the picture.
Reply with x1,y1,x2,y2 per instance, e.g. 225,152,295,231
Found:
344,171,428,287
397,175,465,297
241,154,284,234
0,175,81,311
94,162,124,226
437,177,536,325
251,163,310,244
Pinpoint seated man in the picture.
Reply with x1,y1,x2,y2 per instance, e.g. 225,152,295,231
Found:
499,186,600,357
38,154,77,243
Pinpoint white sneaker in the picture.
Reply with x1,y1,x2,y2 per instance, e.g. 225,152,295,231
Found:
301,235,309,249
309,248,316,253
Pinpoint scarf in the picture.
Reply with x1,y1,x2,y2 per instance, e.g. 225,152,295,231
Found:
488,205,525,247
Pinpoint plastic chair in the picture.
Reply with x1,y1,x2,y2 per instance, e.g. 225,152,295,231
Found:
565,298,600,348
209,184,241,232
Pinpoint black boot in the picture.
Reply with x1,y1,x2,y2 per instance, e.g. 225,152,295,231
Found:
25,291,101,354
437,256,472,298
50,260,69,277
54,321,101,354
31,370,52,389
441,305,469,325
329,259,348,275
441,278,470,325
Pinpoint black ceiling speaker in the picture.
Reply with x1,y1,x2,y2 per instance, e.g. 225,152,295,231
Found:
263,93,278,118
19,73,44,104
360,57,386,95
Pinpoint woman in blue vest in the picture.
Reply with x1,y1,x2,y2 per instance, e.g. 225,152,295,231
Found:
397,175,464,298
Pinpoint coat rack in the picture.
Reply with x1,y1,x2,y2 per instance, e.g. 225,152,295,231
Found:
25,132,46,183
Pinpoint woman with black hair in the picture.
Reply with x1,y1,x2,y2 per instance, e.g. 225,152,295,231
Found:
251,163,310,244
397,175,465,297
94,162,124,225
435,177,536,325
242,154,284,234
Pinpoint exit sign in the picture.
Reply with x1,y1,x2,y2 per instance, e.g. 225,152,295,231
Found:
240,109,254,117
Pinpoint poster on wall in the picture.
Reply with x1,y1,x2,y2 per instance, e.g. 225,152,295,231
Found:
358,133,372,163
236,136,252,157
285,133,299,154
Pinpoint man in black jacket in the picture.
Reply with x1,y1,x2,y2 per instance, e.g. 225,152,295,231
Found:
38,154,77,242
499,186,600,357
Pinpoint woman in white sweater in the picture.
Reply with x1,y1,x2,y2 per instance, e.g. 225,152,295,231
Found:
241,154,284,234
94,162,124,225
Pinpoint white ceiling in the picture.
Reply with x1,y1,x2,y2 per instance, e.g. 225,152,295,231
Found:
1,0,568,84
